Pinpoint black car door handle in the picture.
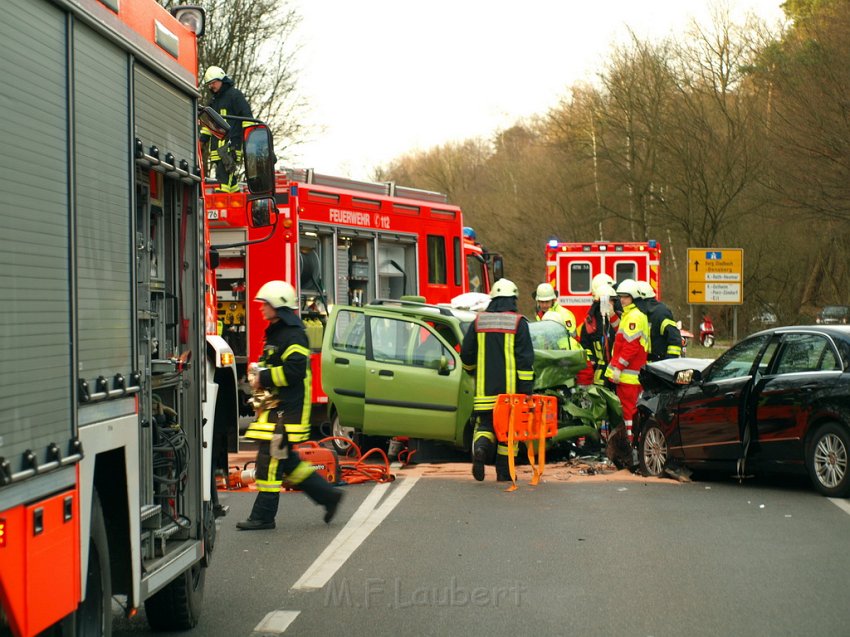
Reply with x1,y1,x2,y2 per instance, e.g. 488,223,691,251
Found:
724,392,736,400
335,357,349,365
378,369,394,377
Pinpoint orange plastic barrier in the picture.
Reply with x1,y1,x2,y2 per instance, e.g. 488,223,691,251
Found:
492,394,559,490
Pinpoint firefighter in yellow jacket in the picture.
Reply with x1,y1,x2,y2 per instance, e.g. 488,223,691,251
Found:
533,282,577,337
237,280,343,530
461,279,535,481
604,279,649,446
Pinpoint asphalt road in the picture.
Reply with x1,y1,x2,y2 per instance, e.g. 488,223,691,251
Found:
113,468,850,637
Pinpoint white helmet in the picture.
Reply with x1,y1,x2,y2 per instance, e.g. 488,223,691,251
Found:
535,282,557,302
490,278,518,298
541,310,566,327
596,284,617,300
255,280,298,309
203,66,226,84
616,278,639,299
591,273,616,300
636,280,656,299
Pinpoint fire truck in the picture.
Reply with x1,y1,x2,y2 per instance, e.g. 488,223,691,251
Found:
544,239,662,325
0,2,274,635
206,170,502,428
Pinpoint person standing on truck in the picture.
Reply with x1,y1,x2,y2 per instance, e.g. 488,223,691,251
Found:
577,278,621,387
533,282,577,337
604,279,649,448
200,65,253,193
461,279,535,482
237,280,343,530
635,280,682,361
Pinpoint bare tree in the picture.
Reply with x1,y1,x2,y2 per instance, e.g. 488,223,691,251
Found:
160,0,308,154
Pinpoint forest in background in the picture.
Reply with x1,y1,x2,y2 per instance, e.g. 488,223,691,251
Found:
370,0,850,332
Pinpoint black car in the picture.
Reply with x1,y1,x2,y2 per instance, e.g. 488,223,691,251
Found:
636,326,850,497
816,305,850,325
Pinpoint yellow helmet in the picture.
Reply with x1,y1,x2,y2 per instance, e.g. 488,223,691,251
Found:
255,280,298,309
203,66,226,85
636,280,656,299
490,278,518,298
535,283,557,302
616,279,639,299
591,273,616,300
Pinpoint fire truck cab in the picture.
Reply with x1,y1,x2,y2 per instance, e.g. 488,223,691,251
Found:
207,170,502,424
545,239,662,325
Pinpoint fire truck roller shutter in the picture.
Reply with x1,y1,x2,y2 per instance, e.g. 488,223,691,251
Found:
2,0,74,474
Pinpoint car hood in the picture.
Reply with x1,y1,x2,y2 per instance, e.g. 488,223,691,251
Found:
640,357,713,392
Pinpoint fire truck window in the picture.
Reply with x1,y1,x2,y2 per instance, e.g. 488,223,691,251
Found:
332,310,366,355
614,262,637,284
570,262,591,294
427,235,447,285
466,254,486,293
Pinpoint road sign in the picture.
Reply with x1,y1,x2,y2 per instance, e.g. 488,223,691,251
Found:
687,248,743,305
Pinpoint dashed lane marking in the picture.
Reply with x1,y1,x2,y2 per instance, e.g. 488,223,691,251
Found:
252,610,300,634
291,468,423,590
828,497,850,517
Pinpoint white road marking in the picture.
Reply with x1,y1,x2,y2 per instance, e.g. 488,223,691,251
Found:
291,469,423,590
253,610,300,633
828,497,850,516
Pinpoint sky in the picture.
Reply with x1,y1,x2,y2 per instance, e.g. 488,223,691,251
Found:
287,0,786,180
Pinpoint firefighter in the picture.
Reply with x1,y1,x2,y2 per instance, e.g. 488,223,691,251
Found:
533,282,577,337
577,280,621,387
604,279,649,447
461,279,535,482
200,65,253,194
237,280,343,530
636,280,682,361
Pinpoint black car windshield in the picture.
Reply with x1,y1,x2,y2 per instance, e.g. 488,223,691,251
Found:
823,306,849,317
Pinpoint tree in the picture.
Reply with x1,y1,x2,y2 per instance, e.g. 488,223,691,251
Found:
160,0,308,155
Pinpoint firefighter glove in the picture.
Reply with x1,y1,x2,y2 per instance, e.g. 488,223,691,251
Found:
219,143,237,174
609,367,622,384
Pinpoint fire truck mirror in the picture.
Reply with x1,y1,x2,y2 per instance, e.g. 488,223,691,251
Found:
198,106,229,140
492,254,504,281
248,197,276,228
243,125,275,195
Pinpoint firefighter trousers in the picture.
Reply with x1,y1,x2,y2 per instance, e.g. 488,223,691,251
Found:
248,442,341,522
472,411,517,481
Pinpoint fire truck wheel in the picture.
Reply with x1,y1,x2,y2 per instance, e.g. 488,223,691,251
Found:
73,491,112,636
144,562,206,630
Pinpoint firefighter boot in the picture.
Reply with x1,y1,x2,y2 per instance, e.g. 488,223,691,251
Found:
237,491,278,530
495,454,513,482
471,436,495,482
299,473,345,524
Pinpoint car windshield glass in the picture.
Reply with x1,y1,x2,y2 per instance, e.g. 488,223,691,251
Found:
528,321,569,350
823,306,848,317
705,334,770,381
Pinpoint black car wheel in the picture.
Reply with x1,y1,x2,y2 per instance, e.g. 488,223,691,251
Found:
807,422,850,497
639,425,668,477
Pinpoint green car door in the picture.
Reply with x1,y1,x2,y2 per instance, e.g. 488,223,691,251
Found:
321,307,367,427
363,314,472,443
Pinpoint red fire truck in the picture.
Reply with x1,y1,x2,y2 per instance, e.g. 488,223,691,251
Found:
545,239,662,325
0,2,274,635
206,170,502,424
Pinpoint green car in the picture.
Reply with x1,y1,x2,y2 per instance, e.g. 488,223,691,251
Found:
321,299,477,451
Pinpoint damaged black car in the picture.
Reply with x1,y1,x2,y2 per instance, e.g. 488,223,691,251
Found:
635,326,850,497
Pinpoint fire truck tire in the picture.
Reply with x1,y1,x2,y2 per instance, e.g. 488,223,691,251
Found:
71,491,112,636
144,562,206,630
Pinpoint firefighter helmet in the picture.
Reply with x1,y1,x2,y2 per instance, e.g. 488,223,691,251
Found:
597,284,617,300
636,280,656,299
535,282,557,302
203,66,227,85
616,279,639,299
591,273,616,300
541,310,566,327
255,280,298,309
490,278,518,298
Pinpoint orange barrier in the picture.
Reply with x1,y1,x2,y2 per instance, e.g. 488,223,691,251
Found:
492,394,559,491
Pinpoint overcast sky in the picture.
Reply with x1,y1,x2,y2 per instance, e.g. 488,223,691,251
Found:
286,0,786,180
